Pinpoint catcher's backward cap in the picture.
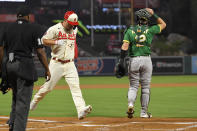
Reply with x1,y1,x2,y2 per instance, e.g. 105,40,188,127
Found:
64,11,79,25
135,8,151,20
17,5,30,17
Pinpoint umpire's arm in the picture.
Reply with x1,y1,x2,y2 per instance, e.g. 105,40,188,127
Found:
36,48,51,81
0,46,3,74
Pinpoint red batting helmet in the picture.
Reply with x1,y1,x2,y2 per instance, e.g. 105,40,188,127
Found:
64,11,79,25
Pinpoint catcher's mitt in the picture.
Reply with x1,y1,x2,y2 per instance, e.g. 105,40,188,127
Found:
115,58,126,78
0,78,11,94
135,8,151,20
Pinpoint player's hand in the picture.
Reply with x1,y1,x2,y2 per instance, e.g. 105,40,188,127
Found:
145,8,154,15
115,57,125,78
45,70,51,82
55,40,65,45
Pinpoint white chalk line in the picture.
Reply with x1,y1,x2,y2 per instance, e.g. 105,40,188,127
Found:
1,116,197,131
0,116,58,123
175,125,197,131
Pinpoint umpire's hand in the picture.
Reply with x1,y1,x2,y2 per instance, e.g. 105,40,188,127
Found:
0,71,1,78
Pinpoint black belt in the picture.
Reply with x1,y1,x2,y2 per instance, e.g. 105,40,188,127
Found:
52,57,74,64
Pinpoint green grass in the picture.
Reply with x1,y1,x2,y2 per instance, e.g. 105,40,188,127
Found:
34,75,197,86
0,75,197,118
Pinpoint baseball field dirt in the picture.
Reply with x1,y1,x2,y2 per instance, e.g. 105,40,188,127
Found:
0,83,197,131
1,116,197,131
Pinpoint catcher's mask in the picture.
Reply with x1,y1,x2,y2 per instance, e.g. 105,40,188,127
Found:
135,9,151,25
137,17,149,25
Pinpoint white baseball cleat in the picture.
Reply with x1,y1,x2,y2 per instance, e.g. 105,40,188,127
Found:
30,101,38,111
78,105,92,120
140,112,152,118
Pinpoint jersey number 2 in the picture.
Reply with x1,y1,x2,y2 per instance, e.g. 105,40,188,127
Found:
135,34,146,43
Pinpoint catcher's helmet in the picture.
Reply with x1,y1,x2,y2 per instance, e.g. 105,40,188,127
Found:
135,9,151,25
64,11,79,25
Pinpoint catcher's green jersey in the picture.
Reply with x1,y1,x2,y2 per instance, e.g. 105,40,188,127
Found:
123,25,161,56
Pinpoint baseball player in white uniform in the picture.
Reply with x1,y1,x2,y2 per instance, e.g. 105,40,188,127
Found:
30,11,92,120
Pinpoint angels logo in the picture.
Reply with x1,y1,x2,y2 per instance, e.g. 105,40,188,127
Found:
58,31,75,40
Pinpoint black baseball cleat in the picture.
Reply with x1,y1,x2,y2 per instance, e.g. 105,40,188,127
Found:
6,119,10,124
9,124,14,131
127,106,134,118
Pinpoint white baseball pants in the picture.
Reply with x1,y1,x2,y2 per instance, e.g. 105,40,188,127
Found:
31,59,86,114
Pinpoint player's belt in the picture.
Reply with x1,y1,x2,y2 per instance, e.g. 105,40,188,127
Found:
52,57,74,64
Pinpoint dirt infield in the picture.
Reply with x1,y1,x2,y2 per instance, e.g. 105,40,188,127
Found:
1,116,197,131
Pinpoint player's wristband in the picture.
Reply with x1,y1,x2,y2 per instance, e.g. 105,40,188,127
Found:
153,13,159,19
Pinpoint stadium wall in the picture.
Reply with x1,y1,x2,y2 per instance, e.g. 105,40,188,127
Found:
35,56,196,77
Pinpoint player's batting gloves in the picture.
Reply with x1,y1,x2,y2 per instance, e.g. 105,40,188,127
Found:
55,40,65,45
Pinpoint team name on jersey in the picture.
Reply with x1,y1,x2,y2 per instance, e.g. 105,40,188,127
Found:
58,31,75,40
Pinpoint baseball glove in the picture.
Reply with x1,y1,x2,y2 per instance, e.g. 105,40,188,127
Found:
135,8,152,20
115,58,125,78
0,78,11,94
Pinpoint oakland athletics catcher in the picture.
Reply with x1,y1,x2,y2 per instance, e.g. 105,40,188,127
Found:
115,8,166,118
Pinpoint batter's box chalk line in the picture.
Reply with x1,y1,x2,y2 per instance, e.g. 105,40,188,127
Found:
0,116,197,131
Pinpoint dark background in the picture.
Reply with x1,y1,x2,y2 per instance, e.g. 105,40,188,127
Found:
0,0,196,57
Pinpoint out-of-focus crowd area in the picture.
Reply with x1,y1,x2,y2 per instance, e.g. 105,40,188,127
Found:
0,0,196,57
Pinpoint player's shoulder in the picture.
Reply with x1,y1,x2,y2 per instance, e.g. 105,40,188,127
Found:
48,23,61,30
127,25,137,30
149,24,160,29
124,25,132,33
148,24,160,31
147,24,161,34
124,25,137,35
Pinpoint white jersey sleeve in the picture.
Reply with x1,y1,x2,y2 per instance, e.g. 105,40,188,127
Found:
73,27,78,36
42,26,57,40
